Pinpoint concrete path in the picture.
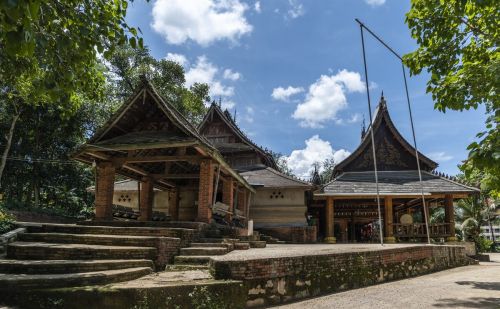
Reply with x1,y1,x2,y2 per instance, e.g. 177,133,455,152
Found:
273,253,500,309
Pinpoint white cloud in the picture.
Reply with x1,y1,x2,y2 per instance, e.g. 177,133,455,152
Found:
271,86,304,102
221,100,236,110
365,0,386,7
335,113,362,125
185,56,241,100
185,56,234,97
243,106,254,123
165,53,188,66
428,152,453,162
283,135,350,178
151,0,253,46
254,1,261,13
287,0,304,19
292,69,365,128
223,69,241,81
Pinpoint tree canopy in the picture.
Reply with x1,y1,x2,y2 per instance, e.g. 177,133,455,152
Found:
404,0,499,190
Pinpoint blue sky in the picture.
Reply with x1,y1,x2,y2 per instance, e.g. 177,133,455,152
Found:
125,0,486,178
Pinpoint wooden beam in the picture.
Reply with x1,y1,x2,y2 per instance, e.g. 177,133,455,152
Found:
85,140,199,152
116,155,203,163
150,173,199,180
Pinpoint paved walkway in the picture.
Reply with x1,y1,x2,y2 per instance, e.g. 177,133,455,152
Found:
273,253,500,309
212,243,420,261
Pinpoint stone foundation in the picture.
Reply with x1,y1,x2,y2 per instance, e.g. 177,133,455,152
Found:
258,226,316,243
211,245,473,307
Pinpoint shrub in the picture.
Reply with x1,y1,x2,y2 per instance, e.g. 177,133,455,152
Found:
475,236,494,253
0,206,15,234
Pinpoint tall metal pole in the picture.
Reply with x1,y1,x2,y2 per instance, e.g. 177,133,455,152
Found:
359,24,384,246
355,18,432,245
402,65,431,244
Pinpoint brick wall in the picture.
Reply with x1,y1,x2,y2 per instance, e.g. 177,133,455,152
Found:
210,245,472,307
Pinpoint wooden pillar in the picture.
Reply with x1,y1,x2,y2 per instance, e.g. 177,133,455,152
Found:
444,194,457,241
94,162,115,220
197,159,214,223
139,177,154,221
222,179,234,221
384,196,396,243
241,189,247,226
339,219,348,243
325,197,336,243
169,189,179,221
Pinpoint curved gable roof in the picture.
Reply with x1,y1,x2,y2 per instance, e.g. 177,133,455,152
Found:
198,103,277,169
332,96,437,179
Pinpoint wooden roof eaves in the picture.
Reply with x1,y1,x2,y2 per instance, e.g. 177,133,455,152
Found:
198,104,278,169
332,100,437,177
316,170,479,196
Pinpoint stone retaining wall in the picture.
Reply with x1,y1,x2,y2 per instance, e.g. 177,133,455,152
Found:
8,210,78,224
211,245,472,307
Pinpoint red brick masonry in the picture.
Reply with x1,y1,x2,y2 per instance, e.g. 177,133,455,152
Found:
210,245,472,307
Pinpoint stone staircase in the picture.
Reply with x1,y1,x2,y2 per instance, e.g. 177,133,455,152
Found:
0,222,195,290
169,236,266,271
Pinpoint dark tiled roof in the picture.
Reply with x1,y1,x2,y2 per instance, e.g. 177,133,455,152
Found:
318,171,479,195
240,167,312,189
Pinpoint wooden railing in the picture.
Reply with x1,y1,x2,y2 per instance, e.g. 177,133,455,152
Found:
392,223,451,239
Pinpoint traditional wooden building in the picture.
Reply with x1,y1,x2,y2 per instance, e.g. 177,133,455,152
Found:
76,79,313,239
199,103,313,240
73,78,255,227
312,95,479,243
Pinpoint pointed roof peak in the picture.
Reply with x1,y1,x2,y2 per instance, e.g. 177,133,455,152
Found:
379,91,387,108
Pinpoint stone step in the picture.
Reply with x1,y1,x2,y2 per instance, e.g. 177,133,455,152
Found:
174,255,212,265
0,259,154,274
249,240,267,248
234,242,250,250
164,264,209,271
180,247,227,256
189,242,228,248
0,267,152,290
198,237,239,244
19,232,172,248
21,223,196,246
7,242,157,261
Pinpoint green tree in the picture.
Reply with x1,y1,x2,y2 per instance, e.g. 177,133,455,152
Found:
105,45,210,123
0,0,141,186
404,0,499,191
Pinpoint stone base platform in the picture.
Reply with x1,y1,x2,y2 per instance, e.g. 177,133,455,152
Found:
0,243,475,309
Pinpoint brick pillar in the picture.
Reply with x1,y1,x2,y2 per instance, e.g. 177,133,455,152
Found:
325,197,336,243
222,179,234,221
139,177,154,221
197,159,214,223
95,162,115,220
384,196,395,243
169,189,179,221
444,194,457,241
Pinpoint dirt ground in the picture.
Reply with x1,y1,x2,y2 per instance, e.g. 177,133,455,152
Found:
273,253,500,309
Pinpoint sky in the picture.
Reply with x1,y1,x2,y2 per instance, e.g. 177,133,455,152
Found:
125,0,486,178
